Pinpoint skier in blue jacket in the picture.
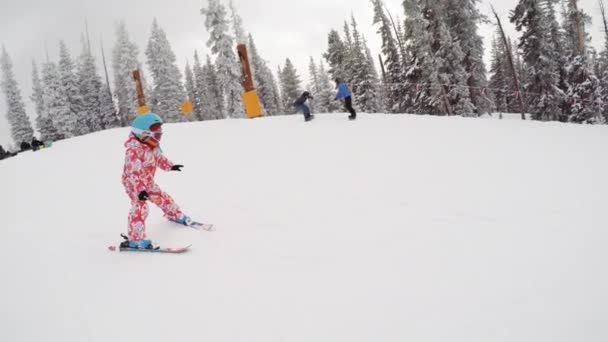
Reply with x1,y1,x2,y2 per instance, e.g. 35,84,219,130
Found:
335,78,357,120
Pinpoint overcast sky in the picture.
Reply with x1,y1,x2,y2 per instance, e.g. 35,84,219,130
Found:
0,0,604,146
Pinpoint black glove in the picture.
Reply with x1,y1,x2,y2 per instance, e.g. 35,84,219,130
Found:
138,190,149,201
171,164,184,171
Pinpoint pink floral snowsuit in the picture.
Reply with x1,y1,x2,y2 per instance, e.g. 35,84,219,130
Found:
122,135,183,240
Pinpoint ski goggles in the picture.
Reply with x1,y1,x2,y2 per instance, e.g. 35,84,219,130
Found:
132,127,163,141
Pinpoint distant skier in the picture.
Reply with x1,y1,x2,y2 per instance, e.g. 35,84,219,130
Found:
335,78,357,120
294,91,315,121
31,137,45,151
121,112,191,249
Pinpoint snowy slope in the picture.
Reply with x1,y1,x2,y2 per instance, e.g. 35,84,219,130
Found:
1,113,607,342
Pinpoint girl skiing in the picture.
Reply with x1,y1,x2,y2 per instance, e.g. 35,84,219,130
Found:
121,112,191,249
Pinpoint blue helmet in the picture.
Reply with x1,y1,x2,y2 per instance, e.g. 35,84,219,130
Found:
131,113,163,131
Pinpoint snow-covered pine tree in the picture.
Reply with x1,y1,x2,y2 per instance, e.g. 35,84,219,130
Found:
599,0,608,122
202,55,225,120
444,0,493,115
341,21,356,85
41,60,72,139
511,0,564,121
58,41,87,136
430,13,475,116
77,36,103,132
560,0,603,123
145,19,188,123
279,58,302,114
248,34,282,115
192,52,209,120
229,0,247,45
201,0,245,118
308,57,323,113
373,0,406,113
0,47,34,144
317,59,340,113
403,0,436,114
184,62,201,120
99,83,119,129
112,21,143,126
324,29,348,82
363,36,385,112
488,35,509,113
31,61,59,141
349,15,381,113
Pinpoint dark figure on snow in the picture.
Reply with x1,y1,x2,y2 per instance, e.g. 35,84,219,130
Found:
0,145,18,160
294,91,315,122
31,137,45,151
335,78,356,120
20,141,31,152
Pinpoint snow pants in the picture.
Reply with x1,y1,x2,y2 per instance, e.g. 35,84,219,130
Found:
127,183,183,240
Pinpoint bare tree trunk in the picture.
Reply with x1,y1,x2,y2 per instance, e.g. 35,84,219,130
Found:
100,40,112,98
378,54,387,82
492,6,526,120
383,3,407,63
570,0,586,56
440,83,453,116
599,0,608,48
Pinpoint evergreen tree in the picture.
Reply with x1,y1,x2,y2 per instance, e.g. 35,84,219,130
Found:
192,52,210,120
31,61,58,141
58,41,87,135
145,18,188,123
248,34,282,115
341,21,356,85
599,0,608,122
77,36,103,132
488,36,509,113
445,0,493,115
431,13,475,116
373,0,406,113
0,47,34,144
184,62,201,120
324,29,348,82
511,0,564,121
99,83,119,129
201,55,225,120
112,21,143,126
316,59,339,113
403,0,438,114
201,0,245,118
560,0,603,123
349,15,381,113
308,57,324,113
229,0,247,45
279,58,302,114
41,61,71,139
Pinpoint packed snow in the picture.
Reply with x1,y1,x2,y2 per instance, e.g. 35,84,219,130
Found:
1,113,607,341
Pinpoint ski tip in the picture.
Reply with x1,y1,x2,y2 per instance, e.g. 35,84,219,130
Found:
108,246,117,251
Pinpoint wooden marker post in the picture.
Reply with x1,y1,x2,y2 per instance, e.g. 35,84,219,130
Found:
132,70,149,115
237,44,263,118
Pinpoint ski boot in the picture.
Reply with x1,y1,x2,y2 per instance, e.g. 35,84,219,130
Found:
119,234,156,250
169,213,193,226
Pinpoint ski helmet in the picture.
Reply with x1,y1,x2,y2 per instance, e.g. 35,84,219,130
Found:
132,112,163,131
131,113,163,147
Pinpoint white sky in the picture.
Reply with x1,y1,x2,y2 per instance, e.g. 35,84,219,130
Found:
0,0,605,146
